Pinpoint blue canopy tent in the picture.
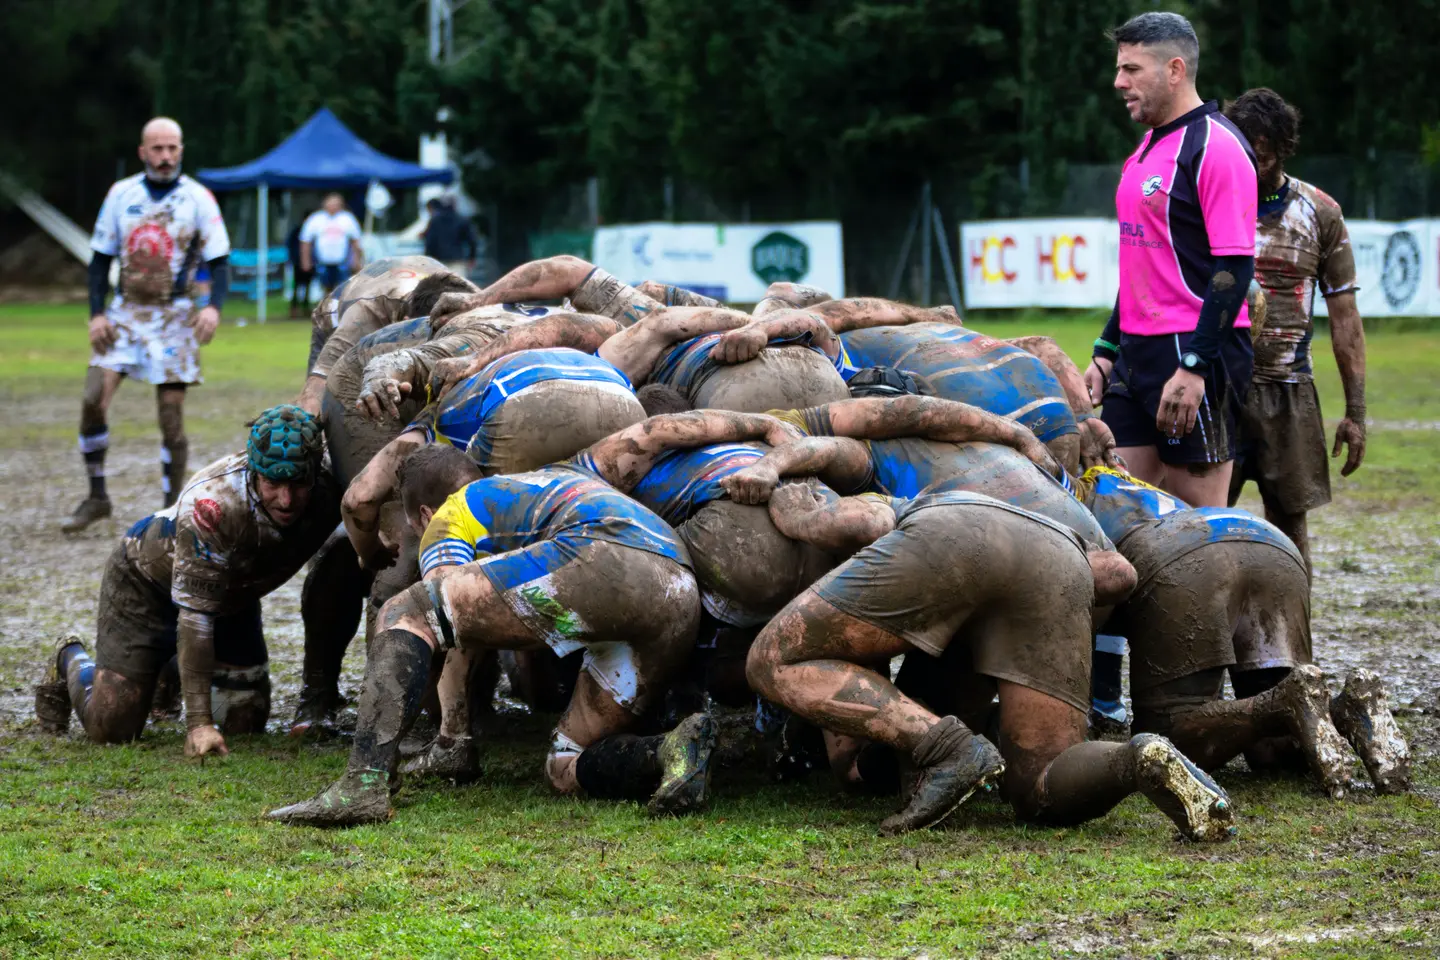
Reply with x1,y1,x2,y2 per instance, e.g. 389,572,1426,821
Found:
197,107,453,321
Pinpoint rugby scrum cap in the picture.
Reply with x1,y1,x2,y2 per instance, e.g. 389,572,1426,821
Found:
247,404,323,482
847,366,923,399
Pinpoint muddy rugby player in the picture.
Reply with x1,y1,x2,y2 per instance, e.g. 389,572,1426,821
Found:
37,406,338,757
66,117,232,533
1222,88,1368,573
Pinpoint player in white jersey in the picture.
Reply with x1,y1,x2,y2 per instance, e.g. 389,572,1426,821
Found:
64,117,232,534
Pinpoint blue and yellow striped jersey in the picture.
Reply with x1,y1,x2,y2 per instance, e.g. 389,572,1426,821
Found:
419,463,688,582
650,328,856,396
626,442,768,526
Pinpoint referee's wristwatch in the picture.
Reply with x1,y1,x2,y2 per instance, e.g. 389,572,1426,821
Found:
1179,351,1210,376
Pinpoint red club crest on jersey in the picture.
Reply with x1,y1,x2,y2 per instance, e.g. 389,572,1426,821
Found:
126,222,176,261
194,498,223,533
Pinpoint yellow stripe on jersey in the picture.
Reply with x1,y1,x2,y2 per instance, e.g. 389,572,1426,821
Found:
418,487,491,574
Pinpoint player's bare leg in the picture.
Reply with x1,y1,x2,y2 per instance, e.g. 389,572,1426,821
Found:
400,647,484,781
64,367,125,532
1000,682,1235,841
1164,460,1234,508
746,595,1005,836
36,638,154,743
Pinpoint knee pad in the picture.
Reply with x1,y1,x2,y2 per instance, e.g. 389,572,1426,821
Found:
212,664,272,733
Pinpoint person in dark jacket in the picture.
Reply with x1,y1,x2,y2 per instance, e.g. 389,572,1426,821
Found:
422,196,479,277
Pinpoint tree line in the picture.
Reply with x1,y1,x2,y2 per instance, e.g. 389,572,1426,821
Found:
3,0,1438,285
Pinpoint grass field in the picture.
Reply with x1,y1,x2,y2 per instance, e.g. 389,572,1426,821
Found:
1,304,1438,958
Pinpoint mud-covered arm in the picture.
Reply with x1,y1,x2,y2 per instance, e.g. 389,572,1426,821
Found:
169,509,233,733
766,483,896,552
581,411,802,492
1327,290,1367,476
177,607,217,729
439,255,598,316
710,310,841,365
818,396,1060,476
598,307,754,383
1006,335,1120,470
430,313,622,400
343,428,426,567
810,298,956,333
721,436,874,504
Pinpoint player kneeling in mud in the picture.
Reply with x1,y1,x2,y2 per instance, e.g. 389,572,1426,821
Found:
36,406,339,757
743,482,1238,841
268,445,716,826
1077,466,1411,797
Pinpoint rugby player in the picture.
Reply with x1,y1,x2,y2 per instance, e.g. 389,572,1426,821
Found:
36,406,338,756
66,117,231,531
1223,88,1367,570
267,445,706,826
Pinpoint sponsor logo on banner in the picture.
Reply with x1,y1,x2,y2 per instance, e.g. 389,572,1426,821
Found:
968,235,1018,283
751,232,809,283
1382,231,1422,310
1038,234,1089,282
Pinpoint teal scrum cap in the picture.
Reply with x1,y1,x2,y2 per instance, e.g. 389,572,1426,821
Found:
247,404,323,483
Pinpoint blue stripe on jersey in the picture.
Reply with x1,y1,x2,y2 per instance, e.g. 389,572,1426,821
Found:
651,331,847,394
629,443,766,526
1083,468,1189,545
431,348,633,449
839,323,1077,443
447,465,688,586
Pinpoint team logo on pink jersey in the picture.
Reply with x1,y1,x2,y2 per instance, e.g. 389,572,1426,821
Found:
1142,175,1164,197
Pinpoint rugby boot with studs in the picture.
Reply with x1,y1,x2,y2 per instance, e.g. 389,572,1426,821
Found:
647,712,719,816
879,716,1005,837
34,636,84,735
288,686,346,739
61,498,112,534
400,735,482,783
1268,664,1354,798
1331,669,1412,795
1132,733,1236,842
264,769,393,827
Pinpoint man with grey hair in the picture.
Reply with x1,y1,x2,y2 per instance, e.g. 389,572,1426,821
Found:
66,117,232,533
1084,12,1258,510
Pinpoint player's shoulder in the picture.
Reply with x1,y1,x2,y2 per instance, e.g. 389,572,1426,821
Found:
1286,177,1345,218
104,173,147,201
175,453,251,537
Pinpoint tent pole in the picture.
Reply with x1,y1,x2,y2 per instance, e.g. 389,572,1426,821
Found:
257,183,269,324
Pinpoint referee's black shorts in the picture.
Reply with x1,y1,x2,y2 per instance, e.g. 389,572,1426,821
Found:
1100,327,1253,466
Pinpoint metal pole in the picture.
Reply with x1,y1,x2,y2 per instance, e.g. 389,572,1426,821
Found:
886,203,921,301
931,205,962,309
257,182,268,324
919,181,932,305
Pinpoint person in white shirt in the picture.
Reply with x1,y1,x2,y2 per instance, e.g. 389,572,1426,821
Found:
66,116,232,533
299,193,363,294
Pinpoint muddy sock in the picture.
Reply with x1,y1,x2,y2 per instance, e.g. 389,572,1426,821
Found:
1031,740,1135,826
574,734,664,800
1091,635,1126,720
161,440,188,507
61,644,97,724
854,742,902,794
348,629,432,778
80,426,109,500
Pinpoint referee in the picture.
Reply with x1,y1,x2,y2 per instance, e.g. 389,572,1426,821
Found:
1084,12,1258,508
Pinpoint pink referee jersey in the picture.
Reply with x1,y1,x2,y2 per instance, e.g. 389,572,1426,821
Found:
1116,101,1257,336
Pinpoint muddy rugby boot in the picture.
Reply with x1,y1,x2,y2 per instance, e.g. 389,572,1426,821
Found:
879,716,1004,837
647,713,719,816
61,497,112,534
288,687,346,739
1331,669,1412,795
1267,664,1353,798
400,735,482,783
34,636,85,734
1132,734,1236,842
265,769,393,827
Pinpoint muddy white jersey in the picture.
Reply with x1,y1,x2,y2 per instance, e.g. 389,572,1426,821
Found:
91,173,230,304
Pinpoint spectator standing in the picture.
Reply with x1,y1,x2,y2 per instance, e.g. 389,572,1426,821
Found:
300,193,363,295
422,196,479,279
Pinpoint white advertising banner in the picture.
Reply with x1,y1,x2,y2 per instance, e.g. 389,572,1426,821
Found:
961,218,1118,310
592,221,844,303
964,217,1440,317
1315,219,1435,319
